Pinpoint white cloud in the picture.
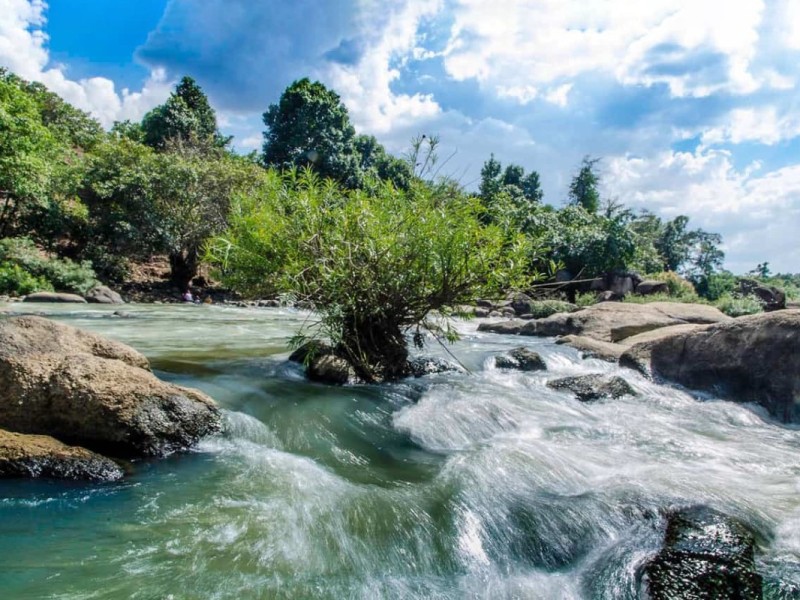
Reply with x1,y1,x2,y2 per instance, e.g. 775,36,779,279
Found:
0,0,170,127
702,106,800,146
442,0,773,101
604,150,800,272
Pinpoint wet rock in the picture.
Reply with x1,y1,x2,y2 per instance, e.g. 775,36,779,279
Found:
0,316,221,457
477,320,525,335
474,308,491,318
257,299,280,308
476,299,494,309
307,354,357,385
520,302,730,343
644,506,763,600
623,310,800,422
495,347,547,371
501,307,516,318
23,292,87,303
85,285,124,304
510,292,534,316
0,429,123,481
408,356,461,377
636,280,669,296
555,335,626,362
547,374,637,402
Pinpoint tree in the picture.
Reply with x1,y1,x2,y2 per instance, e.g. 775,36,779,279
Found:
208,171,532,381
568,156,601,213
353,134,413,190
262,78,359,184
142,76,225,150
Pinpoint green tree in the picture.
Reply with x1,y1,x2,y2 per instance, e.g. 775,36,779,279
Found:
568,156,601,213
142,76,225,150
262,78,359,184
208,171,532,381
353,134,413,190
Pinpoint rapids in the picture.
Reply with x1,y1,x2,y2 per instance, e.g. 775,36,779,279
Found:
0,302,798,599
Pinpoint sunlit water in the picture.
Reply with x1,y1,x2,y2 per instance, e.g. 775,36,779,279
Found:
0,302,799,599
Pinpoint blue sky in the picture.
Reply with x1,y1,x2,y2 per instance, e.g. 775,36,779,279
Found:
1,0,799,273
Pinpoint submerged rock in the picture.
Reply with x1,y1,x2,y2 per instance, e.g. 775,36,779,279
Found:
644,506,763,599
495,347,547,371
23,292,87,303
547,374,637,402
307,354,357,385
0,316,221,457
0,428,123,481
623,310,800,422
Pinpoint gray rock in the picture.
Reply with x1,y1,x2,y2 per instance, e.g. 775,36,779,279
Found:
636,280,669,296
738,278,785,311
0,429,123,481
476,299,494,309
408,356,461,377
85,285,124,304
623,310,800,422
478,320,524,335
547,374,637,402
0,316,221,457
495,347,547,371
510,292,534,316
555,335,626,362
474,308,491,318
23,292,87,303
644,506,763,599
288,340,333,364
307,354,357,385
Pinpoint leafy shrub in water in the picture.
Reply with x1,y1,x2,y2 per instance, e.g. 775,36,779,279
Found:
0,237,98,294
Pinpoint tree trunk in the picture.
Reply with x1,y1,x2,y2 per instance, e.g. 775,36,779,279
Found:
169,247,200,291
338,316,410,382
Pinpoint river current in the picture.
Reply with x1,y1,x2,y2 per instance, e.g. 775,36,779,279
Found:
0,303,799,599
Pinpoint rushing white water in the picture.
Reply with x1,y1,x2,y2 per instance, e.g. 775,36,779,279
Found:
0,302,798,599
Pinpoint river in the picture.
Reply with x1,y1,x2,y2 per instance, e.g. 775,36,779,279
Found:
0,303,798,599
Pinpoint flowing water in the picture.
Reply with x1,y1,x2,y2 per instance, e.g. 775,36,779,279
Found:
1,303,799,599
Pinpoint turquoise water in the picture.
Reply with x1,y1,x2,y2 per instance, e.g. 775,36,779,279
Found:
0,303,799,599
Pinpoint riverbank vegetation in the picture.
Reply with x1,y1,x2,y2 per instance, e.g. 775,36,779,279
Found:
1,67,796,376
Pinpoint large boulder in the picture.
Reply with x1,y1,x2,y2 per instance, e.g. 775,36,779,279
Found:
477,319,525,335
547,373,637,402
622,310,800,422
519,302,730,343
636,280,669,296
0,316,221,456
644,506,763,599
23,292,87,303
510,292,534,316
555,335,627,362
738,278,786,311
495,347,547,371
0,428,123,481
85,285,124,304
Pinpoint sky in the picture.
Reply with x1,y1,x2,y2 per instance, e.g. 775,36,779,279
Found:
1,0,799,273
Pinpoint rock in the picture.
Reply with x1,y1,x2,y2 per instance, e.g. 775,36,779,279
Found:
521,302,730,343
23,292,87,303
501,307,516,318
475,308,491,318
112,310,132,318
738,278,785,311
589,277,607,292
644,506,763,599
476,299,494,309
596,290,624,302
478,320,525,335
307,354,357,385
288,340,334,364
408,356,461,377
608,273,640,297
0,316,221,457
555,335,626,362
85,285,124,304
526,300,579,319
510,292,534,316
0,428,123,481
547,374,637,402
623,310,800,422
489,310,503,318
636,280,669,296
618,324,709,374
495,347,547,371
257,299,280,308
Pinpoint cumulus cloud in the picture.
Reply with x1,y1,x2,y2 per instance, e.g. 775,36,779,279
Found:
0,0,170,127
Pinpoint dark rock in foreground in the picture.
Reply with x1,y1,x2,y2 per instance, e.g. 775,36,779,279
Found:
23,292,87,303
0,429,123,481
622,310,800,422
495,347,547,371
547,374,636,402
644,506,763,599
0,316,221,457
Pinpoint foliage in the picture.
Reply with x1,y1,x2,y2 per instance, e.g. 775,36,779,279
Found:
715,293,763,317
142,77,226,150
0,237,97,294
0,263,53,296
526,300,579,318
648,271,700,302
574,292,597,308
208,170,533,381
568,156,601,214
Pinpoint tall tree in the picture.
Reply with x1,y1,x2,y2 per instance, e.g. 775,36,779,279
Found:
568,156,601,213
262,78,358,184
142,76,224,150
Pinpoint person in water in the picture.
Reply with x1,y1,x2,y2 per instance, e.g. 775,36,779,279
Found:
181,289,194,303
